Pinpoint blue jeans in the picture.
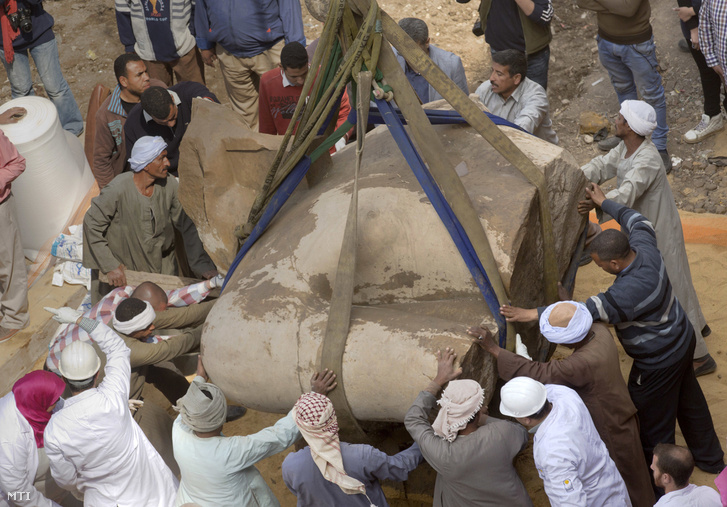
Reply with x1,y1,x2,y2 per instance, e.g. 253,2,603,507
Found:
526,46,550,90
0,38,83,135
597,36,668,151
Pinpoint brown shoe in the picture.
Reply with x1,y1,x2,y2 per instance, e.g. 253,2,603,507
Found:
0,326,21,343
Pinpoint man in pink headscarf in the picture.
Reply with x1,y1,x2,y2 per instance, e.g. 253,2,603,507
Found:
283,391,422,506
0,370,79,507
404,348,532,506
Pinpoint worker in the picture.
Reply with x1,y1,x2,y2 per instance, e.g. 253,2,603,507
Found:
405,348,533,506
502,185,725,487
0,370,79,507
500,376,630,506
471,301,654,506
106,296,208,474
652,443,721,506
43,306,177,506
395,18,469,103
124,83,219,173
283,391,423,506
0,107,29,343
172,358,336,506
46,276,222,374
579,99,715,376
83,136,217,304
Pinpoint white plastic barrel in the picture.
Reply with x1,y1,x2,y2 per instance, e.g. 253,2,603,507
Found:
0,97,94,261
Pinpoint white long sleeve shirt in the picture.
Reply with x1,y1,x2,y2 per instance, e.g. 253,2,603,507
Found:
44,320,178,507
533,385,631,507
654,484,721,506
0,393,61,507
173,388,300,507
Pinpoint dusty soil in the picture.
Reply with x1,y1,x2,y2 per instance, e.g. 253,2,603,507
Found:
10,0,727,504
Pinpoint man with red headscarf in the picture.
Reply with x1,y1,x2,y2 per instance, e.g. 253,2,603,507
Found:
0,370,76,506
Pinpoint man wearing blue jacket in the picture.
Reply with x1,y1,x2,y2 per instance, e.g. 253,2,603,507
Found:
194,0,305,130
0,0,83,135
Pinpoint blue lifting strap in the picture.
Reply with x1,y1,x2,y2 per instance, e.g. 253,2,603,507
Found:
374,98,508,347
222,104,510,346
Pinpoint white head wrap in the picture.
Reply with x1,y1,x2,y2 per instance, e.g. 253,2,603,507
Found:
174,380,227,433
432,379,484,442
539,301,593,345
128,136,167,172
620,100,657,137
112,300,156,334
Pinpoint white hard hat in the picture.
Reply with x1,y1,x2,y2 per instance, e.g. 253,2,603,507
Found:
499,377,548,418
58,340,101,381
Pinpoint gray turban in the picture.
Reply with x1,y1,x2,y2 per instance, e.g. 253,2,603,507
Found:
175,380,227,432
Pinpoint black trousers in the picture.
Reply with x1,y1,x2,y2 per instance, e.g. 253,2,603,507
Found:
681,22,727,117
629,335,724,481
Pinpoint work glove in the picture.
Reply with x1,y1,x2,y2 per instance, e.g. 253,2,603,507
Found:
208,274,225,289
44,307,82,325
128,399,144,413
515,334,532,360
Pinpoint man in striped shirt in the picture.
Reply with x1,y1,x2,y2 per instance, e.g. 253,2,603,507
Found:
502,183,724,494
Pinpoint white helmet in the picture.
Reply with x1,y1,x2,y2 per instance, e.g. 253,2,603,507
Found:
58,340,101,381
500,377,548,418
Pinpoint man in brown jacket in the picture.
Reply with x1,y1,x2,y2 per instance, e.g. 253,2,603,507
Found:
470,300,654,507
92,54,165,188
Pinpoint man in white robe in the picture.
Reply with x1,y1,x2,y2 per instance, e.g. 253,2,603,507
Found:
43,307,178,507
578,100,714,375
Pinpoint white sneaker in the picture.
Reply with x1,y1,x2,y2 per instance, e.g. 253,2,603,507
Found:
683,114,724,143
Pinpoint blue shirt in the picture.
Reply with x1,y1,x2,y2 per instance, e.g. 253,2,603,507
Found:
194,0,305,58
282,442,422,507
584,200,692,369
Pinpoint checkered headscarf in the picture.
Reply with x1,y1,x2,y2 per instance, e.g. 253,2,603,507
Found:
293,393,374,504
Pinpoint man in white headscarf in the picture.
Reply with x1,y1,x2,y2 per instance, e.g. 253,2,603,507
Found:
577,99,715,377
404,348,532,506
83,135,218,304
93,296,203,476
282,391,422,507
173,360,337,506
471,302,654,506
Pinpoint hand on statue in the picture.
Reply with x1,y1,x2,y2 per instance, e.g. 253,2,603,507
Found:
499,304,538,323
128,399,144,413
577,198,596,215
0,107,26,125
201,49,217,68
467,326,500,357
585,183,607,208
207,274,225,289
44,307,83,325
310,369,337,394
107,265,127,287
433,348,462,387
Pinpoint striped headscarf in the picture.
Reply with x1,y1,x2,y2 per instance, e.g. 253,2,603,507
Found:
292,393,375,505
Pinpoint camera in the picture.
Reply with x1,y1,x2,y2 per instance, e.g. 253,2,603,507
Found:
7,7,32,33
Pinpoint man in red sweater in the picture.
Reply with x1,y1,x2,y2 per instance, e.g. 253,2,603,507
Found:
258,41,350,142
